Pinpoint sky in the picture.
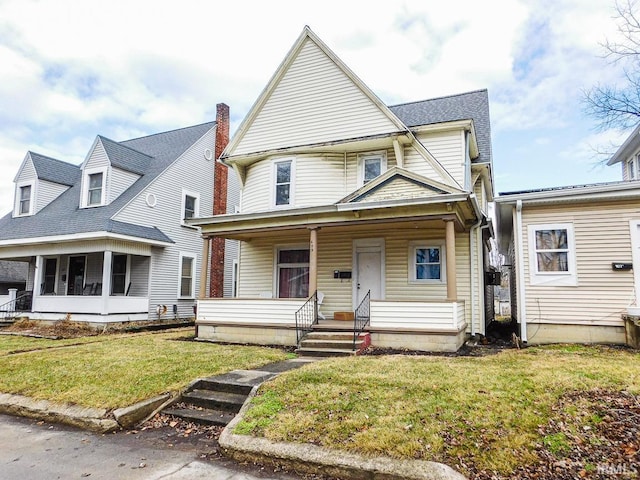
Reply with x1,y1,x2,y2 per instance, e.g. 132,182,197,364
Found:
0,0,632,214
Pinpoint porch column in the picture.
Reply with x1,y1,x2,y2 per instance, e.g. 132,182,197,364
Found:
34,255,43,298
444,219,457,301
102,250,112,315
309,227,319,295
199,236,211,299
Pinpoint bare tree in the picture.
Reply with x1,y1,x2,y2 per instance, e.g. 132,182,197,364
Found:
584,0,640,130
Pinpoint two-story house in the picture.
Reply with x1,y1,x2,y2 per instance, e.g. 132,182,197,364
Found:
0,104,232,325
190,28,495,353
496,124,640,346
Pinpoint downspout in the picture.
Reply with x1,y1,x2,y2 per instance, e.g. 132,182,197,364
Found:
343,152,347,195
469,194,483,337
515,200,528,343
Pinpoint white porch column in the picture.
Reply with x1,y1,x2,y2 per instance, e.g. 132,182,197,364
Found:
8,288,17,311
34,255,43,298
102,250,112,315
444,219,457,301
309,227,319,295
199,237,211,299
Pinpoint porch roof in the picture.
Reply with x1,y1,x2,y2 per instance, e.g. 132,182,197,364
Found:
189,193,481,240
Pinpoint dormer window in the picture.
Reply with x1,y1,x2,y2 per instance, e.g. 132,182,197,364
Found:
19,185,32,215
358,152,387,187
81,167,107,208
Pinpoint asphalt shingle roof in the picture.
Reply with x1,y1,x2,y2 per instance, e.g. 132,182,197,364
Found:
30,152,81,186
389,89,492,165
0,121,216,243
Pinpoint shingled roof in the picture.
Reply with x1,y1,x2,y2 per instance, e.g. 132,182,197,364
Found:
389,89,492,165
0,121,216,244
30,152,81,186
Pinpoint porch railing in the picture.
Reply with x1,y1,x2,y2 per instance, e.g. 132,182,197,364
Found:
0,291,33,321
295,291,318,345
353,290,371,349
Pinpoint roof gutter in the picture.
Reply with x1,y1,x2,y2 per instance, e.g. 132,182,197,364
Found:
0,231,173,248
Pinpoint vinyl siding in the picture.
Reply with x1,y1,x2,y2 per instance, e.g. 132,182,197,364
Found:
224,168,241,297
237,226,475,327
36,180,68,213
16,157,36,183
359,178,442,203
416,130,465,188
109,167,140,203
198,298,302,324
129,256,150,296
85,141,110,170
403,144,445,183
520,200,640,329
473,178,487,213
113,125,216,317
233,38,399,156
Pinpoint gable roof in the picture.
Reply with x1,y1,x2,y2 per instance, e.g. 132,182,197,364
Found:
0,121,216,244
98,136,152,175
29,152,81,186
389,89,492,164
607,123,640,165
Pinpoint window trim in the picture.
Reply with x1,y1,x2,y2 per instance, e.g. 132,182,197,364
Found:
357,151,387,187
181,189,200,227
628,156,638,180
178,252,197,299
527,223,577,286
111,254,130,296
14,181,35,217
41,256,59,295
81,167,108,208
408,241,446,284
271,158,295,209
273,244,310,298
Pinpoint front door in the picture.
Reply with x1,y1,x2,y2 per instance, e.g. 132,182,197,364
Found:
67,256,86,296
354,239,384,308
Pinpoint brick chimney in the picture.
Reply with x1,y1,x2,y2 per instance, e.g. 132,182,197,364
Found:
209,103,230,298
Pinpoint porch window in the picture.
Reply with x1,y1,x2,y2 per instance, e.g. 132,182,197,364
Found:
276,248,309,298
409,242,445,282
358,152,387,187
179,253,195,298
19,185,32,215
43,258,57,294
273,159,294,207
528,223,577,285
87,172,104,205
111,254,127,295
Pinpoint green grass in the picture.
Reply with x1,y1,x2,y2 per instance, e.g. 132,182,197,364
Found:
0,330,288,409
235,345,640,474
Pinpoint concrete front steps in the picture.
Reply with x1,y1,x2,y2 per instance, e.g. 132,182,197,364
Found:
296,330,371,357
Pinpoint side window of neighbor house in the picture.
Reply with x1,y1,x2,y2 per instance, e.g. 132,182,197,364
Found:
18,184,32,215
276,248,309,298
179,253,195,298
181,190,200,225
358,152,387,187
528,224,577,285
274,160,293,206
409,242,445,283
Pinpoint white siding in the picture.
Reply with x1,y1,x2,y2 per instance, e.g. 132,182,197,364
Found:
224,167,241,298
109,167,140,203
16,157,36,183
129,256,150,296
36,180,68,213
233,38,399,156
416,130,465,188
197,298,302,324
113,126,216,318
370,300,464,330
85,141,110,170
520,201,640,329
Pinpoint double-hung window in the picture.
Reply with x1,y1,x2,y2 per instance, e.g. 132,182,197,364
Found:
18,185,32,215
88,172,104,205
528,223,577,285
409,242,445,283
111,254,128,295
178,253,196,298
181,190,200,226
358,152,386,187
274,159,293,207
276,248,309,298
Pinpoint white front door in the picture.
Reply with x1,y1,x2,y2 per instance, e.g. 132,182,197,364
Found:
354,239,384,308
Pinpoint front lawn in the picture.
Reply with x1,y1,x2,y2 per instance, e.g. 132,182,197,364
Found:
0,330,288,409
235,345,640,476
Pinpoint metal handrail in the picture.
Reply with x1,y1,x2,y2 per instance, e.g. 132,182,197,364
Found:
294,291,318,344
0,291,33,321
353,290,370,350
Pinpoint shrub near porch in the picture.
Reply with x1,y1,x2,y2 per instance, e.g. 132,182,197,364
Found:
235,345,640,475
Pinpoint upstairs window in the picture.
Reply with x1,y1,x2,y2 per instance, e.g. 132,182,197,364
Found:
19,185,32,215
88,172,104,205
358,152,387,187
181,189,200,226
628,158,637,180
81,168,107,208
274,159,294,207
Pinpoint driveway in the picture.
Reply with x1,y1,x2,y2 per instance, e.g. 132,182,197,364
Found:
0,413,309,480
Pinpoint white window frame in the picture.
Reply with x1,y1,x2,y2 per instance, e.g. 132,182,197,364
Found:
181,189,200,227
111,254,131,296
408,241,446,284
14,181,35,217
628,157,638,180
357,151,387,187
178,252,196,299
273,244,310,298
41,256,60,295
271,158,295,208
81,167,108,208
528,223,577,286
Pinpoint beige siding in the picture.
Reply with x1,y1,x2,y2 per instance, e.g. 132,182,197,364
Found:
370,300,464,330
109,167,140,203
237,226,475,327
622,162,628,181
36,180,68,213
359,178,441,203
403,144,443,183
473,178,488,213
233,38,399,156
521,201,640,329
416,130,465,187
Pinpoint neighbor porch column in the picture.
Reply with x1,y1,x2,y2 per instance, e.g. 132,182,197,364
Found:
309,227,319,295
199,236,211,299
34,255,43,298
444,219,457,301
101,250,112,314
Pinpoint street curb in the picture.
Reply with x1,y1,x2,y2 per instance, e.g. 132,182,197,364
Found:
219,387,468,480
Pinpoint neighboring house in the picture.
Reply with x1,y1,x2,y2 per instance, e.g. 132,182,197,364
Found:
495,125,640,345
189,27,496,352
0,104,232,324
